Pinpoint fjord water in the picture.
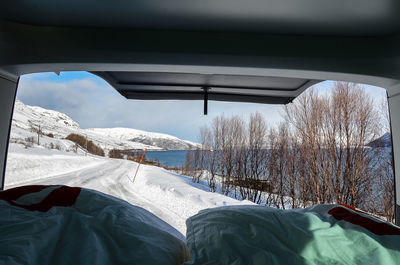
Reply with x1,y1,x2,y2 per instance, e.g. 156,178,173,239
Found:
145,150,188,168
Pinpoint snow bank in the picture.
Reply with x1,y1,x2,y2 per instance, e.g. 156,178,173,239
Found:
5,144,106,187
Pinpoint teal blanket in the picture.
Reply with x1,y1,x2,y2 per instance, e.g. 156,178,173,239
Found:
185,204,400,265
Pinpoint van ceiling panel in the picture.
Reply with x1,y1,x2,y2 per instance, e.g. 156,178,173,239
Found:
92,71,320,104
1,0,399,36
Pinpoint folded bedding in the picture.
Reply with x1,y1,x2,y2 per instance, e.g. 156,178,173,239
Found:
0,185,190,265
3,185,399,265
185,204,400,265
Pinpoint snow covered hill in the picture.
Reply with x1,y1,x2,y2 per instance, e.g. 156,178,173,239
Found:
86,127,200,150
10,99,200,153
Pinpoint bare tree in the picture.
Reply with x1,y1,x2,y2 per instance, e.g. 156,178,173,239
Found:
285,88,326,204
199,126,218,192
285,82,380,208
247,113,268,203
190,82,392,220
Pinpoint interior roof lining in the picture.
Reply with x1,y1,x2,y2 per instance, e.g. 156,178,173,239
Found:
91,71,321,104
2,0,400,36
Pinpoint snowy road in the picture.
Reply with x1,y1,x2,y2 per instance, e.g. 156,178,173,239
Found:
5,144,254,237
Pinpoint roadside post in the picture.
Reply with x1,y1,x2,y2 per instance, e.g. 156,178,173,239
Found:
132,149,147,183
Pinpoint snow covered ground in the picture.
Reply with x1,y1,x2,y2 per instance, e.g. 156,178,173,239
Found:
5,144,254,236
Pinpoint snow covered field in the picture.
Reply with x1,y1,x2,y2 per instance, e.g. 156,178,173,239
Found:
5,144,254,236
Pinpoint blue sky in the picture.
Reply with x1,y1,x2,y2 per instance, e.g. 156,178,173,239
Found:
17,72,387,142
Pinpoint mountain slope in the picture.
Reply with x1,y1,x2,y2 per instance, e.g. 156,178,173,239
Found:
10,99,200,152
86,127,199,150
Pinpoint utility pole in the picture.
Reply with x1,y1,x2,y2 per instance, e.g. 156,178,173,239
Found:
37,124,41,145
85,135,88,155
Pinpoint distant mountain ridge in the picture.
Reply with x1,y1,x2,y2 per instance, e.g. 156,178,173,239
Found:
86,128,199,150
11,99,200,151
367,132,392,148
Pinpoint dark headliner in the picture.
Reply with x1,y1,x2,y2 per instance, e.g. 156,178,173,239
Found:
2,0,400,36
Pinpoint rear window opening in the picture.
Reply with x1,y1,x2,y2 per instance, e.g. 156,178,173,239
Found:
5,71,393,228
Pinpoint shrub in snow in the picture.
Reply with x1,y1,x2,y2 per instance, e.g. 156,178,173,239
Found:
24,136,35,148
46,142,62,151
108,149,124,159
65,133,105,157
